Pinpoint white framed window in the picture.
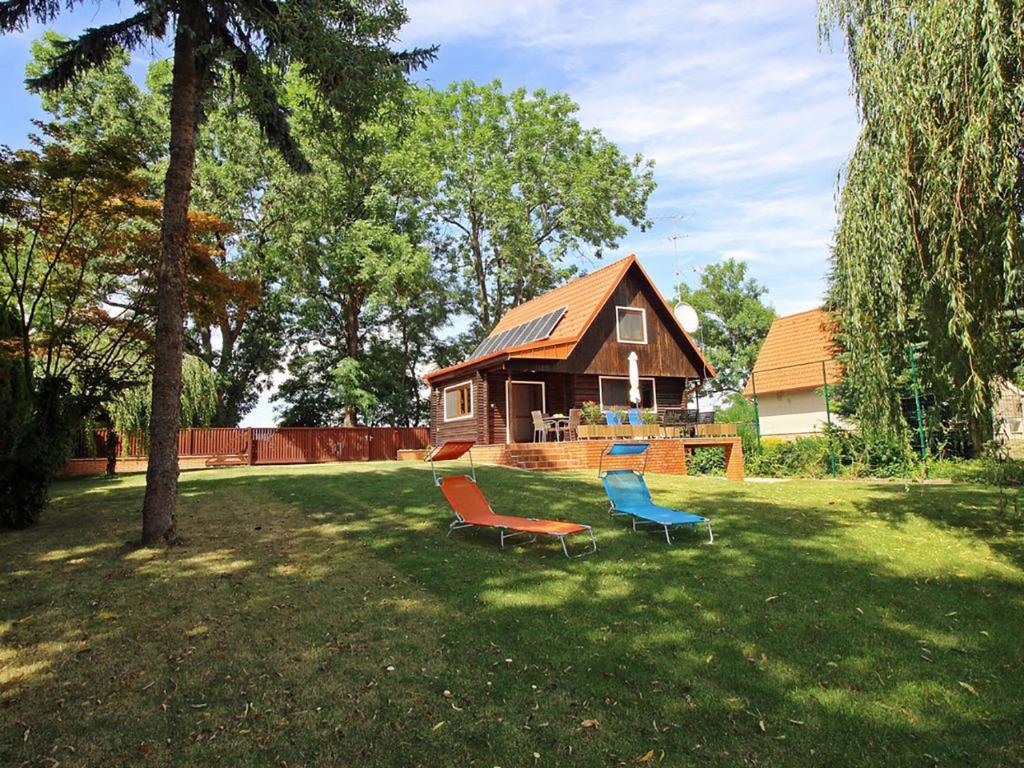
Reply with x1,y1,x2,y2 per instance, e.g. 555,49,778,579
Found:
443,380,474,422
615,306,647,344
598,376,657,411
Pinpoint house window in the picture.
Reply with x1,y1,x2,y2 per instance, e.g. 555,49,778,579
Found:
599,376,657,410
616,306,647,344
443,380,474,421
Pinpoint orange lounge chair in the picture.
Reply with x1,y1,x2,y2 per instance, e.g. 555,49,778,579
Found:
427,441,596,558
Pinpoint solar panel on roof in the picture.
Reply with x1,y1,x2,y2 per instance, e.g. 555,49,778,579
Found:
533,306,567,339
465,305,568,362
506,317,537,348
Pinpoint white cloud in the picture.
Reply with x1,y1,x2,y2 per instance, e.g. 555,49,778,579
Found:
403,0,859,316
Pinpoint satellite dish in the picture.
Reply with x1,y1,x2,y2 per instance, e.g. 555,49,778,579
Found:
674,303,700,334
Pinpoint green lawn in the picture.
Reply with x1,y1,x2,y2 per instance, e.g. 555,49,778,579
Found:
2,464,1023,767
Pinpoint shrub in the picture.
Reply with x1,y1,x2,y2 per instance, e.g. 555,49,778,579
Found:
688,446,725,475
580,401,603,425
0,377,80,529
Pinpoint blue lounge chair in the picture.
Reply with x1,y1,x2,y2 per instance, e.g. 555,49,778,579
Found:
627,408,643,426
604,409,622,426
598,443,713,544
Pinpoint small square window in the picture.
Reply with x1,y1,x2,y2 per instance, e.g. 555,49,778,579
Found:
616,306,647,344
443,381,474,421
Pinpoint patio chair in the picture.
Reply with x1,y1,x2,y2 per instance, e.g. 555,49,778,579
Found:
661,408,685,426
597,443,713,544
427,441,597,558
532,410,558,442
564,408,582,441
627,408,643,426
604,409,623,426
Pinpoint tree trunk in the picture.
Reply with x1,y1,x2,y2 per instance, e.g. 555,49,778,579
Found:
140,21,199,547
105,430,119,477
343,298,361,427
470,216,489,329
966,411,990,459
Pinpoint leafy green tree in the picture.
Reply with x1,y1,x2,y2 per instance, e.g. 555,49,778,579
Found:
3,0,434,545
164,67,291,427
272,351,341,427
676,259,776,394
820,0,1024,455
0,126,254,526
31,40,293,428
0,303,39,529
108,354,219,437
271,83,441,426
361,265,452,426
404,80,656,340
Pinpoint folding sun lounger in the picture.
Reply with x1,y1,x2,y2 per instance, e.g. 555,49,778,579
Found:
427,441,597,558
598,443,713,544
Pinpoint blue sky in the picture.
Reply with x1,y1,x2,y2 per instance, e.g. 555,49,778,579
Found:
1,1,858,425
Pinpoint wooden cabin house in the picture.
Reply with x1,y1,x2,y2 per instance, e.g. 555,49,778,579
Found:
425,254,714,446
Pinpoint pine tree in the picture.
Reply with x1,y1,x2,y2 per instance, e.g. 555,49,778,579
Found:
1,0,434,544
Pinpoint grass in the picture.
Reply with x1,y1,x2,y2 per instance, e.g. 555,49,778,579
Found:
2,463,1023,767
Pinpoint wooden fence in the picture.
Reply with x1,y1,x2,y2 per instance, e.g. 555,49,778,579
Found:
66,426,430,476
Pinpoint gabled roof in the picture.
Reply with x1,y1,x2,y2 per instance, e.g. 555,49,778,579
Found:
743,308,842,396
424,254,714,383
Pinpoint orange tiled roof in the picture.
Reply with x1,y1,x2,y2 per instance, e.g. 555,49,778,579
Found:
742,309,843,396
490,256,633,338
424,254,713,383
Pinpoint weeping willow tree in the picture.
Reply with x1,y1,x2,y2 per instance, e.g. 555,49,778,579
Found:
109,355,217,442
820,0,1024,455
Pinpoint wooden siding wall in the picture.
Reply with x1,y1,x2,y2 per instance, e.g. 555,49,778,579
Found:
430,371,489,445
566,269,704,378
428,369,692,446
569,374,687,410
485,369,570,443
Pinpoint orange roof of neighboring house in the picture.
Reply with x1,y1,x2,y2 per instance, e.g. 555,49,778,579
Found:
743,308,843,396
424,254,714,383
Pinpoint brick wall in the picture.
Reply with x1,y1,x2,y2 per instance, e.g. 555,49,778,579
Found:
457,438,744,479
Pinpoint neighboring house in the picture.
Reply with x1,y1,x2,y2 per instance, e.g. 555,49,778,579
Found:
995,380,1023,441
742,308,850,438
424,254,714,445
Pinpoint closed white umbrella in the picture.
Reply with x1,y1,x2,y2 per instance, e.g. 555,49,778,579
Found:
628,351,641,405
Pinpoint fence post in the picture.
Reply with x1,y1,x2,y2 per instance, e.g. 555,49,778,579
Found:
907,343,927,464
248,427,255,466
822,361,838,477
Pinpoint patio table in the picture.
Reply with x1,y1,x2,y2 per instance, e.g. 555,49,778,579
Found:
543,414,569,441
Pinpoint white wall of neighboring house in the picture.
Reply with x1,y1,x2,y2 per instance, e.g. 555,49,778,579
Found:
757,387,852,438
995,381,1024,439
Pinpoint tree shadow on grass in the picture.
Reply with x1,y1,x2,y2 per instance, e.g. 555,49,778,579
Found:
3,466,1022,766
848,482,1024,571
199,464,1024,766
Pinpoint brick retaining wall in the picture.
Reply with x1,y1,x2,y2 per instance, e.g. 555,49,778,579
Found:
463,438,744,480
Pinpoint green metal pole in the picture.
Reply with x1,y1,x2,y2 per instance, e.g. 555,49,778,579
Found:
822,361,838,477
907,343,927,462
